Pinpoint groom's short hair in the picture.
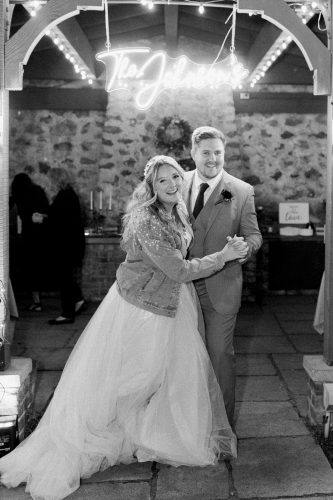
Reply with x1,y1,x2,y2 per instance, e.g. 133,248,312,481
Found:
191,126,226,150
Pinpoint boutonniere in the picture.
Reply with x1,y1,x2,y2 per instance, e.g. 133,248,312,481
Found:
221,189,233,202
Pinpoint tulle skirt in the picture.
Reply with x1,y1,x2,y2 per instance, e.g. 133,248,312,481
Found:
0,283,236,500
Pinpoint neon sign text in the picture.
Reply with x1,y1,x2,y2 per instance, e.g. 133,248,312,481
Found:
96,48,248,110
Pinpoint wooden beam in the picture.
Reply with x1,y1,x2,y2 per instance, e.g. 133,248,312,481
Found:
5,0,104,90
164,5,178,55
84,11,163,39
237,0,331,95
245,22,281,73
9,87,107,110
234,92,326,113
9,87,326,114
23,49,79,79
323,0,333,364
51,17,96,76
0,0,11,367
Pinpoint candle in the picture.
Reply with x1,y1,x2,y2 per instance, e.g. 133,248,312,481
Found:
99,191,103,210
109,189,112,210
90,191,93,210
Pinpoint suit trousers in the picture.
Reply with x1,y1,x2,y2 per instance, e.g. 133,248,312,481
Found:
57,263,83,319
194,278,237,426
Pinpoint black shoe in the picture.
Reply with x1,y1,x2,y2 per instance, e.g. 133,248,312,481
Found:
75,300,87,315
48,317,74,325
27,303,43,312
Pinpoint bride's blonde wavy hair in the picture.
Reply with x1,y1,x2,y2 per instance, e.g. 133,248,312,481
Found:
123,155,191,233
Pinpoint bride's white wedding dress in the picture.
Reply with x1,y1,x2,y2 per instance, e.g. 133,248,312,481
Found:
0,237,236,500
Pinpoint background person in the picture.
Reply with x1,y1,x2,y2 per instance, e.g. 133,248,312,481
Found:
10,172,49,311
184,125,263,426
46,168,86,325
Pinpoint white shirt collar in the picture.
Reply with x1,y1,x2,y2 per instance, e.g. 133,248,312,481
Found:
193,169,224,192
191,170,224,211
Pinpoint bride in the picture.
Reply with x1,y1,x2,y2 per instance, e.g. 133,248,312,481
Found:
0,155,247,500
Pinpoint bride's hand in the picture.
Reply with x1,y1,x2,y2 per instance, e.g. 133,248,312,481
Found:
221,235,248,262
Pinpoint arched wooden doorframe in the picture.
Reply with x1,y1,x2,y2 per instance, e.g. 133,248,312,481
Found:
1,0,332,361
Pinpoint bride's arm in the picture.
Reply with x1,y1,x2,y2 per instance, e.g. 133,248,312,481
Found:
132,209,247,283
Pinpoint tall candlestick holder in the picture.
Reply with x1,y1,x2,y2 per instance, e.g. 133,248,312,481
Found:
89,208,106,234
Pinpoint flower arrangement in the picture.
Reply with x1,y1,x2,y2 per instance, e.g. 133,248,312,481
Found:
155,116,192,154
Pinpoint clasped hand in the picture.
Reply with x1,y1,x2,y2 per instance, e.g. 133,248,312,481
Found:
32,212,45,224
224,235,249,263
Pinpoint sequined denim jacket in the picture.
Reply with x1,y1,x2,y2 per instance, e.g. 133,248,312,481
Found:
116,206,226,317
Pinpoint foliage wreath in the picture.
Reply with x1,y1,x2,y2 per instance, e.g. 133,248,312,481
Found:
155,116,192,153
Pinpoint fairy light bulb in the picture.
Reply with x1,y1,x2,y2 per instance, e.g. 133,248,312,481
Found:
199,4,205,14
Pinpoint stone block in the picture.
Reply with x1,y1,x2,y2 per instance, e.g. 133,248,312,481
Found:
156,463,230,500
272,353,304,370
0,358,32,388
235,313,283,336
280,370,308,395
236,376,289,402
67,481,150,499
233,436,333,498
236,354,276,376
235,401,309,438
82,463,152,483
291,335,323,353
235,336,296,354
0,357,36,442
303,355,333,383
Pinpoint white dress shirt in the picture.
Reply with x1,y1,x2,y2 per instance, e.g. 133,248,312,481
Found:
190,170,224,213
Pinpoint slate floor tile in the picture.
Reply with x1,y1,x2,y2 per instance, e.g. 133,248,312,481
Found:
236,354,276,376
236,376,289,402
156,463,230,500
235,401,309,438
233,436,333,498
235,336,296,354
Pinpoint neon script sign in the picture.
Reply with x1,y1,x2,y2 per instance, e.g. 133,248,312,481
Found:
96,47,249,110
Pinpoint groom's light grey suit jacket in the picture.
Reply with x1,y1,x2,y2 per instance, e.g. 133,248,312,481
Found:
184,169,263,315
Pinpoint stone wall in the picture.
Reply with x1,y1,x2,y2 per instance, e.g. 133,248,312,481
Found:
9,91,327,227
236,113,327,225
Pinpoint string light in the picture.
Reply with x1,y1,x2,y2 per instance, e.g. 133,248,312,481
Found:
198,4,205,15
23,3,96,86
248,1,322,87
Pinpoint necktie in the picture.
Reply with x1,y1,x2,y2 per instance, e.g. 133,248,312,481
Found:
192,182,209,219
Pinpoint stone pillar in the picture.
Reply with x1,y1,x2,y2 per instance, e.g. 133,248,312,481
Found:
303,354,333,427
0,357,37,448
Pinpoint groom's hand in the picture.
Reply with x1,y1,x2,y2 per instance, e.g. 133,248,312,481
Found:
227,235,249,263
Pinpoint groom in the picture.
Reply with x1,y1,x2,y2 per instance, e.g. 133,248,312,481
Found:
184,126,262,426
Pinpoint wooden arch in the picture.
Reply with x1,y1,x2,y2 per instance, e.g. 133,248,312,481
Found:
5,0,104,90
237,0,331,95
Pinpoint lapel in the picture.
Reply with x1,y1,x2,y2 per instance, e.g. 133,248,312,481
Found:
200,171,234,235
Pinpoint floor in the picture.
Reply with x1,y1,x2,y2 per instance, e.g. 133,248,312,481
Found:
2,292,333,499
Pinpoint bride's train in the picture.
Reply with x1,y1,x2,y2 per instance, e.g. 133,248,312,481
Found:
0,283,236,500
